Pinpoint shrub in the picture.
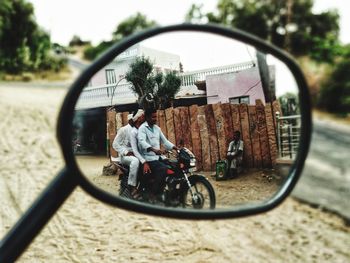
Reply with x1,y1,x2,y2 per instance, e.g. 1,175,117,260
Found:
21,72,34,82
38,56,67,72
317,58,350,114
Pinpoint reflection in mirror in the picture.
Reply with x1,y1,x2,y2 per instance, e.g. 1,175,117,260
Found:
73,31,300,210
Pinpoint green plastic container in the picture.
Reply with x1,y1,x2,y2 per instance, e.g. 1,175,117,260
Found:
215,160,227,181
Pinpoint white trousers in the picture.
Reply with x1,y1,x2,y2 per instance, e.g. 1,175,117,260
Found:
121,155,139,187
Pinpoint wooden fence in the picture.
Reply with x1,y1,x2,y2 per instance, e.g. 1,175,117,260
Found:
107,99,282,171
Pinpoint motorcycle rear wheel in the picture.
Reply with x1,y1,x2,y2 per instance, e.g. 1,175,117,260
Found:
119,174,131,198
182,175,216,209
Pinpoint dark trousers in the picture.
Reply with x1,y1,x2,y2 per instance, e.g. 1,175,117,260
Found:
147,160,168,195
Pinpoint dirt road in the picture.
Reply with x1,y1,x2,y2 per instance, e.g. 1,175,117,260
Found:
0,83,349,263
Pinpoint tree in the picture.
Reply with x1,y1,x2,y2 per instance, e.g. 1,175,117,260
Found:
125,57,181,109
112,12,157,41
0,0,37,73
84,41,113,61
317,47,350,115
84,13,157,60
185,0,341,63
69,35,90,47
125,56,154,97
0,0,66,74
156,71,182,109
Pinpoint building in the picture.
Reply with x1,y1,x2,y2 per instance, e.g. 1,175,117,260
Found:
206,65,275,105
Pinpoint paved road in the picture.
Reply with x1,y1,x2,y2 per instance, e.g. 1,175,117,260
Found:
0,58,87,90
292,118,350,220
0,80,69,89
68,57,88,71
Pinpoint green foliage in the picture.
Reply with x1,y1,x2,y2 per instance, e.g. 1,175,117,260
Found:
83,41,113,61
125,57,181,109
185,4,206,23
112,12,157,41
0,0,36,73
39,56,68,72
185,0,341,63
308,35,343,63
125,56,154,97
83,13,157,61
317,50,350,114
156,71,182,109
0,0,66,75
278,92,299,116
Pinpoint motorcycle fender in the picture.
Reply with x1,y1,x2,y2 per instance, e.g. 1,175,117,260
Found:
187,174,209,184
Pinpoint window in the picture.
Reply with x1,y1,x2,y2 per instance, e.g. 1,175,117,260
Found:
105,69,116,97
105,69,116,84
229,95,250,105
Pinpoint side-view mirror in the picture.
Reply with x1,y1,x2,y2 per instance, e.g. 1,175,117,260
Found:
0,23,311,262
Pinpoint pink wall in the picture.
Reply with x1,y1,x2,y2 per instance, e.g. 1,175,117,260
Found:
89,67,106,86
206,67,265,105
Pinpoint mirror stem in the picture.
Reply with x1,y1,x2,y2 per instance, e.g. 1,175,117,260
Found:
0,168,78,263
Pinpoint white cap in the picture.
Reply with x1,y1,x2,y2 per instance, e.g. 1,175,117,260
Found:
132,109,144,122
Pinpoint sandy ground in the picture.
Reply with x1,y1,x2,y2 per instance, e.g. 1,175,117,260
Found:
1,84,349,263
76,155,284,208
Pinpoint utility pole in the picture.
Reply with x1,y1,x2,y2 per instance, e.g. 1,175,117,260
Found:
256,51,272,103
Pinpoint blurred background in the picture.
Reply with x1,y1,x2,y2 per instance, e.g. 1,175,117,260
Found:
1,0,349,116
0,1,349,262
1,0,348,216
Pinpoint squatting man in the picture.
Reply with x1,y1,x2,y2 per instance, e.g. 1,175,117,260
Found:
226,130,244,177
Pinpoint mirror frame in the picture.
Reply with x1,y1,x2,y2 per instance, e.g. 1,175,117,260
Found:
58,23,312,219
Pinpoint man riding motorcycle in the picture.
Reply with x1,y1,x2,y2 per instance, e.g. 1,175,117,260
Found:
137,108,178,200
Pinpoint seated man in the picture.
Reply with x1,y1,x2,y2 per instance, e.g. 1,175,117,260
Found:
112,114,139,196
226,130,244,177
129,109,151,196
137,108,178,199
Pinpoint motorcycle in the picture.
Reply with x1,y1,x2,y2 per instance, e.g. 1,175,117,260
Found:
117,147,216,209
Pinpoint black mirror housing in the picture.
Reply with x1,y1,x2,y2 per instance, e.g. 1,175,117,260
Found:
58,23,312,219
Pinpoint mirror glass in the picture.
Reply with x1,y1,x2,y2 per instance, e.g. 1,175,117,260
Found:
72,31,301,210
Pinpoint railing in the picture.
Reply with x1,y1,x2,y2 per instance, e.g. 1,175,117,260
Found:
276,113,301,159
75,61,256,110
75,82,137,109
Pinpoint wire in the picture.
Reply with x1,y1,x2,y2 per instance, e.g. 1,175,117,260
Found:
243,80,262,95
245,45,256,66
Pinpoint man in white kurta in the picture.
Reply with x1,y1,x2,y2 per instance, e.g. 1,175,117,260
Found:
227,130,244,177
112,115,139,189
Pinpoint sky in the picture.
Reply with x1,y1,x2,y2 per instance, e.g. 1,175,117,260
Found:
137,33,297,96
28,0,350,46
26,0,347,97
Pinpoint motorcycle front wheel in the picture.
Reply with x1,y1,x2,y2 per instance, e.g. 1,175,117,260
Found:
182,175,216,209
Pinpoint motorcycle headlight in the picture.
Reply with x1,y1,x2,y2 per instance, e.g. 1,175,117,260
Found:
190,158,196,167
